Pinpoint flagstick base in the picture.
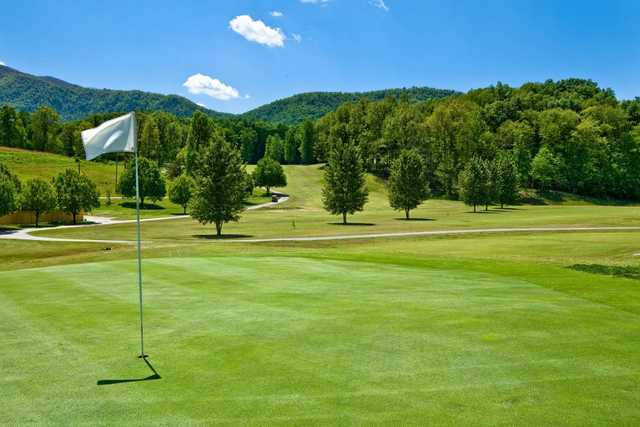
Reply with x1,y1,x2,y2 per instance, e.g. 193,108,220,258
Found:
138,354,149,359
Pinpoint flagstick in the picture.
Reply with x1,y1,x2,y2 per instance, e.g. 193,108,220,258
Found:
134,140,147,359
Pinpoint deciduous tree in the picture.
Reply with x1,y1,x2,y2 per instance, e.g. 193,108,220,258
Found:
253,157,287,195
118,157,166,207
322,142,368,224
54,169,100,224
388,149,430,219
20,178,56,227
190,135,248,237
169,174,194,214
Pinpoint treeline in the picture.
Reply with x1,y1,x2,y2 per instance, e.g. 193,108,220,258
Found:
0,105,318,171
242,87,457,125
0,164,100,226
315,79,640,200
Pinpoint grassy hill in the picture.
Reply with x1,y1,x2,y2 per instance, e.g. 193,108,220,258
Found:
242,87,458,124
0,146,118,193
0,65,229,121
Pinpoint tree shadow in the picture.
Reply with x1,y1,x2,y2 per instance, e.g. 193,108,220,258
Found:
393,217,435,221
119,202,164,210
567,264,640,280
193,234,254,240
97,358,161,386
467,210,500,214
327,222,375,226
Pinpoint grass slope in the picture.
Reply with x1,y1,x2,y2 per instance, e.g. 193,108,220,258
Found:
0,147,118,194
38,164,640,241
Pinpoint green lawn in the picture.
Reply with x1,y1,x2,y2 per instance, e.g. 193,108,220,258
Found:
3,156,640,424
1,239,639,424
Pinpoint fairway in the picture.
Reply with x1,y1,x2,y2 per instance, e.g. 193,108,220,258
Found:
2,255,639,425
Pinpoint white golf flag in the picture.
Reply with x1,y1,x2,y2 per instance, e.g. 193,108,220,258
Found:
81,112,137,160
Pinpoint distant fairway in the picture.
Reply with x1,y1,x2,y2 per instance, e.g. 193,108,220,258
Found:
1,254,639,425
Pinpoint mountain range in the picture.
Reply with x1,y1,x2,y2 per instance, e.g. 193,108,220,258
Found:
0,65,456,123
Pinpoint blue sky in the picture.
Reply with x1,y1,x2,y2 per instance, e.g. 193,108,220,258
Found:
1,0,639,113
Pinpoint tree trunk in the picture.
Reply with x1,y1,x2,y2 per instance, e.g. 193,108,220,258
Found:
501,202,504,209
183,205,187,215
35,211,40,228
342,212,347,225
266,186,270,196
485,203,489,211
473,204,476,213
215,221,223,237
115,157,119,192
140,197,144,208
405,208,410,220
72,212,77,225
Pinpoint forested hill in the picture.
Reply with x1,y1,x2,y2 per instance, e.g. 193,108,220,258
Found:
242,87,458,124
0,65,230,121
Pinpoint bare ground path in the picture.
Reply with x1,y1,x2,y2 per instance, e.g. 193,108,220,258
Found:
2,194,639,247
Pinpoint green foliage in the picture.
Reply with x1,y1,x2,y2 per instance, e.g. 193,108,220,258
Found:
190,135,247,236
283,127,300,164
531,146,561,191
298,120,316,164
0,105,26,148
388,149,430,219
19,178,56,226
494,153,519,208
185,111,214,175
253,157,287,195
118,157,166,206
169,174,194,214
264,135,285,163
53,169,100,224
322,142,368,224
243,87,457,125
31,106,60,152
139,116,161,163
0,172,17,216
0,161,21,192
0,65,228,121
459,156,491,212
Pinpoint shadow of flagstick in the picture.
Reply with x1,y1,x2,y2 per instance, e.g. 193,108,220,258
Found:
97,357,161,385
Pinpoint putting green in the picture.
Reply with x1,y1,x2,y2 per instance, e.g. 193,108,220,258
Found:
1,256,639,425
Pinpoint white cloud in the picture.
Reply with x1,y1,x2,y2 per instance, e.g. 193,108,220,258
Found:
370,0,389,11
229,15,285,47
0,61,5,66
270,11,283,17
196,102,207,108
183,74,240,101
292,33,302,43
